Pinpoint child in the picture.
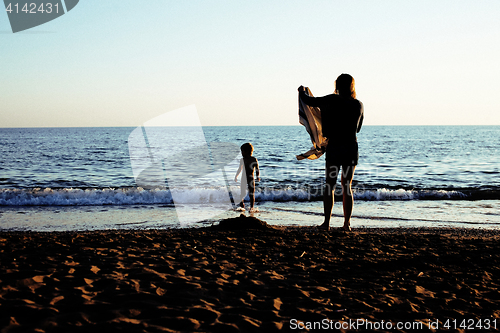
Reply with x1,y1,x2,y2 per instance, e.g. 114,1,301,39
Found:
234,143,260,211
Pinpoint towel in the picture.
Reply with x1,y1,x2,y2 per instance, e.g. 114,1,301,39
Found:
296,87,328,160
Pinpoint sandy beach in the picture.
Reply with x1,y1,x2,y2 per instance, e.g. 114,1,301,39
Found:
1,215,499,332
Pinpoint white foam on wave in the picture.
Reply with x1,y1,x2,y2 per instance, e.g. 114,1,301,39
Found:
355,188,466,201
0,188,174,206
0,187,467,206
0,187,245,206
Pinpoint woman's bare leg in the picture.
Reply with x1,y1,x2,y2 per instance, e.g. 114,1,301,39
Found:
321,162,339,230
340,165,356,231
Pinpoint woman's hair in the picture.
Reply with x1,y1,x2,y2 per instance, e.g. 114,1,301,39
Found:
335,73,356,99
241,143,254,157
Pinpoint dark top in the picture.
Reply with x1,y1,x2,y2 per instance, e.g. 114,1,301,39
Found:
299,91,364,145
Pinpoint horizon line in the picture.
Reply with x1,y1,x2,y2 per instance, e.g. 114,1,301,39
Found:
1,124,499,129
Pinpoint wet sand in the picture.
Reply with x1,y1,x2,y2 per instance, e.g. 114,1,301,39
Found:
1,216,500,332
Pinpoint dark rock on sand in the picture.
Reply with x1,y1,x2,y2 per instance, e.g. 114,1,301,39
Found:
213,214,273,231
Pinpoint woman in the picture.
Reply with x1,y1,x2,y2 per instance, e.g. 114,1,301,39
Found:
298,73,364,231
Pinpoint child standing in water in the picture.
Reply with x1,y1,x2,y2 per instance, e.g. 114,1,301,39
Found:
234,143,260,211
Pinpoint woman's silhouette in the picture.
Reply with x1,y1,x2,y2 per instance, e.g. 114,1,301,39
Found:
299,74,364,231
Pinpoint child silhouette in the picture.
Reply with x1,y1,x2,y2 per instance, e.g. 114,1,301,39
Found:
234,143,260,212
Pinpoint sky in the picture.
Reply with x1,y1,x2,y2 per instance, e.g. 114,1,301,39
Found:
1,0,500,127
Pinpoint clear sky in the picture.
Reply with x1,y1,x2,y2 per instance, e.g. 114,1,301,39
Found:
1,0,500,127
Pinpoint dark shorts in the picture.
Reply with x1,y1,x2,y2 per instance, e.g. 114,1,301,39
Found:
325,142,359,166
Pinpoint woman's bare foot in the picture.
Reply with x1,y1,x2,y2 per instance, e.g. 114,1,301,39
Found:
318,222,330,231
342,224,351,232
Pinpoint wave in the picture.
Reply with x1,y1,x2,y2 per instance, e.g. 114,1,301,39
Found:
0,188,174,206
354,188,467,201
0,186,492,207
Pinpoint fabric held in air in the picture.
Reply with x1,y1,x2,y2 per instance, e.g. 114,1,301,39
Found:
296,87,328,160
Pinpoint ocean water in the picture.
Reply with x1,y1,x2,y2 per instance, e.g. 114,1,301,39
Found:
0,126,499,231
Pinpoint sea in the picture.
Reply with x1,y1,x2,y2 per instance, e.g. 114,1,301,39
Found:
0,126,499,231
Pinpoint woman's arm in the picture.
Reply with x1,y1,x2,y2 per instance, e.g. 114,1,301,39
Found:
298,86,325,108
357,102,364,133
